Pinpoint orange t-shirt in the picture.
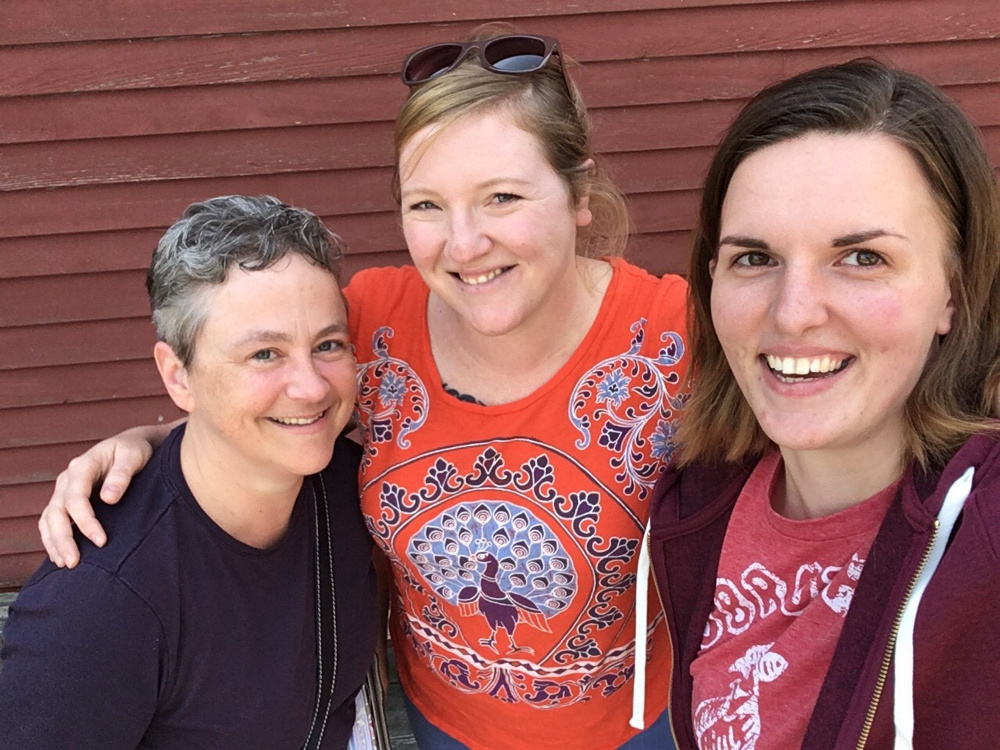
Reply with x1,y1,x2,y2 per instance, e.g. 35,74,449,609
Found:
690,451,895,750
346,259,688,750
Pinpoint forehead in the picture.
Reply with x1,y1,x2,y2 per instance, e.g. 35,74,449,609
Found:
399,108,550,184
198,255,345,339
721,132,945,237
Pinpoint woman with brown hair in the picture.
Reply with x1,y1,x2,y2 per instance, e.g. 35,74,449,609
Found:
644,60,1000,749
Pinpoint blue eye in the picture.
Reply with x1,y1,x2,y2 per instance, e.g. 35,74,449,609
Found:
494,193,520,204
409,200,438,211
316,340,344,353
251,349,274,361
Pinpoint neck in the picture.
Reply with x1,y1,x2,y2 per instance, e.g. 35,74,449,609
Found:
179,424,303,548
429,257,612,404
776,440,905,520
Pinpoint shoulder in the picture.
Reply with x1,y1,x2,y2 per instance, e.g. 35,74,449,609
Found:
4,562,165,679
75,430,186,579
942,431,1000,559
650,456,756,534
344,264,424,309
608,258,688,330
611,258,688,296
319,436,367,534
0,563,162,747
345,265,428,344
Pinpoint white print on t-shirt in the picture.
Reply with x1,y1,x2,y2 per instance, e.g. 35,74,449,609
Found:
694,642,788,750
702,553,866,650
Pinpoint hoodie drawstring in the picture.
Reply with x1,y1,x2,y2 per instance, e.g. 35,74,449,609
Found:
893,465,974,749
630,522,652,730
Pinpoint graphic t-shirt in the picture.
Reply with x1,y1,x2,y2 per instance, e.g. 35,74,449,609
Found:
346,259,688,750
690,451,896,750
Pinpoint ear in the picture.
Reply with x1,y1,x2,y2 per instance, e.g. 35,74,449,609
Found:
936,294,955,337
574,159,595,228
153,341,196,413
709,258,718,280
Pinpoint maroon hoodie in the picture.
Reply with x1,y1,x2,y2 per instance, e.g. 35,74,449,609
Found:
648,432,1000,749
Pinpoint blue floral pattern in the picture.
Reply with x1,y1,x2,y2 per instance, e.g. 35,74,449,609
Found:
569,318,686,498
355,326,429,469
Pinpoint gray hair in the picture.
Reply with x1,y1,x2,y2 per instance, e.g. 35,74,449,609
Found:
147,195,345,365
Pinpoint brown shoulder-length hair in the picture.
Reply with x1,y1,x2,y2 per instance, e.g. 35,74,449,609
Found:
678,59,1000,467
392,26,630,260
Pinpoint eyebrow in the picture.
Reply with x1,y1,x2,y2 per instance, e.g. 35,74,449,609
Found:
400,176,531,198
718,228,907,250
831,229,907,246
233,322,348,349
718,235,771,249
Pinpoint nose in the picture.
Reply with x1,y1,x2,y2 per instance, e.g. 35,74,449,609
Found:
770,263,829,335
285,355,332,404
445,208,491,264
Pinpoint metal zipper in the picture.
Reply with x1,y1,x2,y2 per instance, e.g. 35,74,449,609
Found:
855,519,940,749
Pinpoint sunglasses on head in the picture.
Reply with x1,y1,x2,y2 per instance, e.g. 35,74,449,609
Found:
400,34,567,88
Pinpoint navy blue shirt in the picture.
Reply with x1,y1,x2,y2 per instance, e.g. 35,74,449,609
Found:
0,426,376,749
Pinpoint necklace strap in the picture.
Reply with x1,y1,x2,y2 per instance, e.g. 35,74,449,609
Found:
302,473,338,750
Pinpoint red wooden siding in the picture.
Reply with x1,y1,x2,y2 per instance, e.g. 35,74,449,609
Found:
2,0,1000,588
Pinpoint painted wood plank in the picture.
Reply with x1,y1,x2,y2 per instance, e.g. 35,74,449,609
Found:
0,76,406,146
1,0,803,46
0,270,150,326
628,230,692,277
0,444,109,491
0,395,183,449
0,516,46,555
0,552,43,590
0,122,396,191
0,318,158,370
6,41,1000,146
0,104,733,191
0,359,165,409
7,101,996,193
0,168,396,244
4,2,999,97
0,481,50,516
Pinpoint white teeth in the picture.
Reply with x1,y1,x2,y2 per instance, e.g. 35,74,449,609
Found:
765,354,845,376
459,268,504,285
271,415,322,426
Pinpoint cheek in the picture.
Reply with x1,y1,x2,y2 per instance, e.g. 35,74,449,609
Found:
223,370,287,419
401,220,442,266
710,282,755,352
854,291,934,357
319,359,359,401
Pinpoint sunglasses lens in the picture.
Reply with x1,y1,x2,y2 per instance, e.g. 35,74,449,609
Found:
484,36,549,72
403,43,465,83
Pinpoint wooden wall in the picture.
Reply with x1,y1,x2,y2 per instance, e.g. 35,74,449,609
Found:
2,0,999,588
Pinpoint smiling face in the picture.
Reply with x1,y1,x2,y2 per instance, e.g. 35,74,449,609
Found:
398,108,592,338
158,253,356,486
710,133,955,460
